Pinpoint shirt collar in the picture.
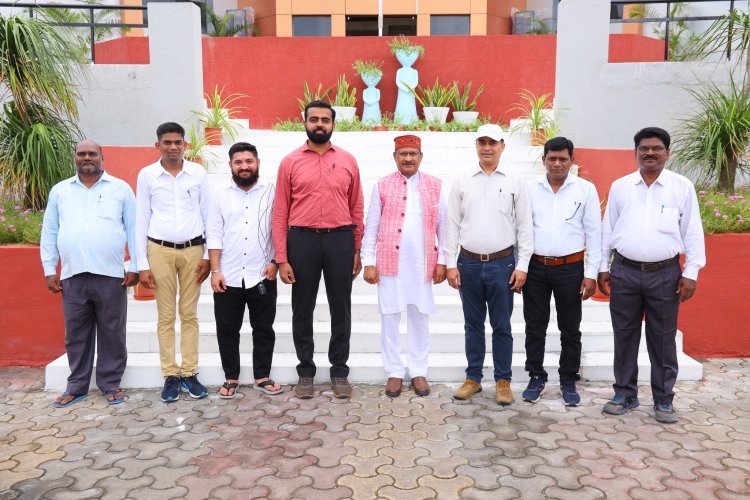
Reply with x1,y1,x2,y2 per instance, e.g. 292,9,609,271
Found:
538,172,577,192
302,140,336,154
230,178,266,193
471,162,504,177
634,168,670,186
71,170,110,187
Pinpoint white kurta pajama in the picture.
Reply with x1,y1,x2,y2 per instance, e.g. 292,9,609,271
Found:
362,172,447,378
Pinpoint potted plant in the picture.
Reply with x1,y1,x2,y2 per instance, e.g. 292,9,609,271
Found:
353,59,383,86
511,89,554,146
184,125,214,166
451,81,485,125
192,85,245,146
387,34,425,60
328,74,357,122
296,81,333,121
404,77,456,124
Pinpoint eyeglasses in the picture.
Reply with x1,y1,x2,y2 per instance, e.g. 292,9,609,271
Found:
397,151,421,158
636,146,667,153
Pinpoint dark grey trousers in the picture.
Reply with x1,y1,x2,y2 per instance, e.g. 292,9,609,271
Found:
61,273,128,394
609,254,681,404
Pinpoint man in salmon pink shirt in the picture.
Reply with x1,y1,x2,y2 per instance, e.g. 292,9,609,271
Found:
272,100,364,400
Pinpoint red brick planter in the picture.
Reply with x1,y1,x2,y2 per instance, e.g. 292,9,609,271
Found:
0,246,65,366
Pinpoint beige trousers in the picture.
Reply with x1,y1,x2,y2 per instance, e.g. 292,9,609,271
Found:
147,241,204,377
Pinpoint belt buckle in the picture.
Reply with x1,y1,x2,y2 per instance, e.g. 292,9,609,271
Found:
643,263,659,271
544,256,553,266
480,253,489,262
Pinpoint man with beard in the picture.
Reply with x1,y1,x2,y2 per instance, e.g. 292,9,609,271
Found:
598,127,705,424
41,139,139,407
136,122,211,402
206,142,282,398
362,135,447,398
272,100,364,399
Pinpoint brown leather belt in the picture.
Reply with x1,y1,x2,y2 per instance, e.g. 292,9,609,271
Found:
532,250,584,267
615,251,679,272
460,245,514,262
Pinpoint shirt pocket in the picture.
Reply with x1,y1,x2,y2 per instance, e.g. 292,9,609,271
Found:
497,191,514,215
657,207,680,234
564,201,584,225
96,198,121,221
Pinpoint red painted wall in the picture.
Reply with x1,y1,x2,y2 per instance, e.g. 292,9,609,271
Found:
203,35,557,129
94,37,150,64
102,146,159,191
0,246,65,366
679,234,750,357
608,34,663,63
574,148,638,201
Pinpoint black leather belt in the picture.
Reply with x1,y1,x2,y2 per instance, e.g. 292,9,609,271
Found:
289,225,356,233
460,245,514,262
616,251,679,272
148,236,205,249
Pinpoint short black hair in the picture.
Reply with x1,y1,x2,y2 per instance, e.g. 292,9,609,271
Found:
228,142,258,160
543,136,574,157
304,100,336,121
634,127,670,149
156,122,185,141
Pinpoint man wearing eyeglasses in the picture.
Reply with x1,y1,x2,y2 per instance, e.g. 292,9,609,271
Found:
361,135,447,398
445,124,533,405
521,137,601,407
598,127,705,424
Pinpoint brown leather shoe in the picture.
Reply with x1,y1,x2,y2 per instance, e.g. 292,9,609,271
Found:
495,379,513,405
294,376,314,399
385,377,403,398
453,379,482,400
411,376,430,397
331,377,352,399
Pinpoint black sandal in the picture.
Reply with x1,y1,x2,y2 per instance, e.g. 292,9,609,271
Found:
254,379,284,395
218,381,239,399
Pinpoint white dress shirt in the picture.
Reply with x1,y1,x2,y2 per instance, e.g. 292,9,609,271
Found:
135,160,210,271
361,172,446,314
530,173,602,279
445,163,534,271
206,179,275,288
601,169,705,280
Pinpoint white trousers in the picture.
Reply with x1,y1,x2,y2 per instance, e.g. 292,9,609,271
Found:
381,304,430,379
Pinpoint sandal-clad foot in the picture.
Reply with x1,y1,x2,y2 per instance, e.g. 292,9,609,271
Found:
52,391,88,408
254,378,284,395
103,388,126,405
218,380,239,399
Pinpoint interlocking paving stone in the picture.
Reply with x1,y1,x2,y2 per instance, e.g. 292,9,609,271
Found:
0,359,748,499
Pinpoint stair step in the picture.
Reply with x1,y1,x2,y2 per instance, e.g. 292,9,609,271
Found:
123,321,684,354
44,351,703,390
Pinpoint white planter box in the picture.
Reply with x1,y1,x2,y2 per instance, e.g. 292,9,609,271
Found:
423,107,450,124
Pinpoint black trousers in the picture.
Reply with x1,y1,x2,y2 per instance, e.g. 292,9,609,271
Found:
61,273,128,394
522,259,583,383
213,279,277,380
610,254,681,404
287,228,354,378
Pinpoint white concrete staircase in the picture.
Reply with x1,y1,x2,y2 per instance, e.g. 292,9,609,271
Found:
45,130,703,389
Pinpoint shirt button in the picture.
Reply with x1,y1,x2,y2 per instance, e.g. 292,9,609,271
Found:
401,213,404,217
396,245,399,249
403,196,407,200
398,229,402,233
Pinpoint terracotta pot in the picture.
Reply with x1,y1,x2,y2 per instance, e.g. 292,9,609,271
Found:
134,283,156,301
205,127,223,146
373,125,388,131
187,156,204,166
531,128,546,146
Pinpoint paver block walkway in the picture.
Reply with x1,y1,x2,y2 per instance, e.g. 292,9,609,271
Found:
1,359,748,499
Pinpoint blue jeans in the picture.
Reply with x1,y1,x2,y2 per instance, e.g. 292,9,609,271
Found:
457,253,515,382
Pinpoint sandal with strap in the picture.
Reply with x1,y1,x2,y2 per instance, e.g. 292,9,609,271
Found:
103,388,126,405
218,381,239,399
254,379,284,395
52,392,89,408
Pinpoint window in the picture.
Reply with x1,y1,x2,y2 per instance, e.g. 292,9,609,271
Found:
345,15,416,36
292,16,331,37
430,15,469,36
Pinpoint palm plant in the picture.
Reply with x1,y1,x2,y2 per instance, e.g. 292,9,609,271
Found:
0,14,84,209
404,78,456,108
192,85,246,142
629,2,699,61
673,77,750,192
451,81,485,111
203,6,247,37
510,90,553,131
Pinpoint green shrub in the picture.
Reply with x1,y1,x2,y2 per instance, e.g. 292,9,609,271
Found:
698,188,750,234
0,203,44,245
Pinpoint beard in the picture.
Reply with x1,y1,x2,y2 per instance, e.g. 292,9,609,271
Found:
232,169,259,187
306,126,333,144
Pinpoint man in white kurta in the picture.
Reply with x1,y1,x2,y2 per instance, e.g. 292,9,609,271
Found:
362,135,447,397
